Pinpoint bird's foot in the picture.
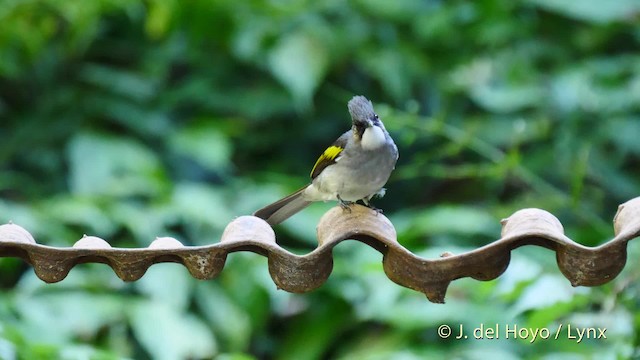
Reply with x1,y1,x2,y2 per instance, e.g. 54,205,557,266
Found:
368,205,383,215
337,195,353,213
362,198,383,215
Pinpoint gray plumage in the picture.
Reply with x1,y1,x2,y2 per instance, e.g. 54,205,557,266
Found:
252,187,311,225
254,95,398,225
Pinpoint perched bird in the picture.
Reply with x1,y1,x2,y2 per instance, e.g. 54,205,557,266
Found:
254,95,399,225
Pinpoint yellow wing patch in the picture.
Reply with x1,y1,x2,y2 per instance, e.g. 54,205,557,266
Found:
310,145,343,178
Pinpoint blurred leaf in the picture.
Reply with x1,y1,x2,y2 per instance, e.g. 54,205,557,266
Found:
231,17,274,62
527,0,640,24
135,264,193,311
511,274,589,323
470,84,542,113
14,292,125,344
451,56,543,113
15,265,126,294
145,0,175,39
39,196,116,237
359,47,415,102
195,283,252,351
393,205,501,238
494,253,541,299
549,69,591,113
128,300,216,360
171,183,232,242
355,0,429,22
473,117,549,148
0,201,42,237
607,118,640,155
216,253,272,328
67,132,166,197
0,336,16,360
79,64,157,102
59,345,126,360
525,298,580,330
276,299,351,360
216,354,257,360
107,201,169,243
267,31,328,108
81,95,172,136
334,331,447,360
169,120,232,173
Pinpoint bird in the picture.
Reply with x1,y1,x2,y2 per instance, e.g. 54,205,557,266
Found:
253,95,399,225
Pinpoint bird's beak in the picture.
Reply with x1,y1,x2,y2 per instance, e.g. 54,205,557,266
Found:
354,118,372,128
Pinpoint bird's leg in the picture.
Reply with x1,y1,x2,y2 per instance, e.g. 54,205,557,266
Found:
337,194,353,213
362,196,383,215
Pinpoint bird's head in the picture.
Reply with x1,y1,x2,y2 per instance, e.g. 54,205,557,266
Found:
348,96,383,137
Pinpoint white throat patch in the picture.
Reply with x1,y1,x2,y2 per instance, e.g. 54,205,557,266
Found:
361,125,386,150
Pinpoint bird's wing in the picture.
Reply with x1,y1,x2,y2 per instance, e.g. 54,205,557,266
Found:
310,131,350,179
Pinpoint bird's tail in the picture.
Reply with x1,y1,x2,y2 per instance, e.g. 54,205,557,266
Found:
253,186,312,225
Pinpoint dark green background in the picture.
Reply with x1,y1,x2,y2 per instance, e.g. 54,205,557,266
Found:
1,0,639,359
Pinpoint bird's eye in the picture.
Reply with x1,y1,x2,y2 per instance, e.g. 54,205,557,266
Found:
374,114,379,120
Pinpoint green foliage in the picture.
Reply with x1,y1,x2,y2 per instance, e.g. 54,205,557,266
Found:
1,0,639,358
